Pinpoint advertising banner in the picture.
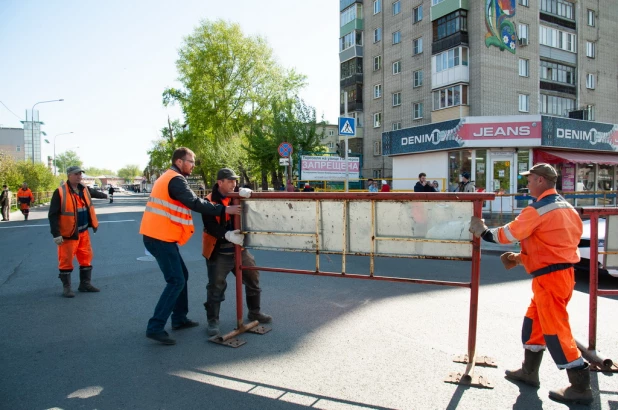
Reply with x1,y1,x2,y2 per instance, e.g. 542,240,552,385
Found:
542,116,618,152
301,156,360,181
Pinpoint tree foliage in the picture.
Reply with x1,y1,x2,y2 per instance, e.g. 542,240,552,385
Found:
0,152,59,192
84,167,115,177
55,150,82,175
118,165,141,182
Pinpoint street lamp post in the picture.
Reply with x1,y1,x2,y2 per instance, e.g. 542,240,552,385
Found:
31,99,64,164
53,132,74,175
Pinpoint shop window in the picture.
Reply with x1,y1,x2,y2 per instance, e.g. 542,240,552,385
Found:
597,164,615,206
447,150,473,192
576,164,595,206
475,150,487,195
516,150,531,208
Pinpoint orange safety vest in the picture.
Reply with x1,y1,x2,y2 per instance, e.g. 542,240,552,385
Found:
202,193,230,259
17,188,34,205
139,169,194,246
57,184,98,238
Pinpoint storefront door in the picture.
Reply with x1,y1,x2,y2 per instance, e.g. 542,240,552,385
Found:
490,156,514,213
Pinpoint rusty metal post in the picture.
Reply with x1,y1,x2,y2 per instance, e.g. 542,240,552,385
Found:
234,196,243,329
588,213,599,351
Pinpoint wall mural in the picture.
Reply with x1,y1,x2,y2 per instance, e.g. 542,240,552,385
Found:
485,0,518,53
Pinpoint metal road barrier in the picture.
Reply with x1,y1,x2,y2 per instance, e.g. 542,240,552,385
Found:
218,191,499,388
576,207,618,373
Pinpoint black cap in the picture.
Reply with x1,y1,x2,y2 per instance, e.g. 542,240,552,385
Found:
461,172,471,180
216,168,239,180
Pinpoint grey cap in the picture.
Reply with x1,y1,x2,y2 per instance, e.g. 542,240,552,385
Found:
216,168,239,180
66,166,84,175
519,163,558,182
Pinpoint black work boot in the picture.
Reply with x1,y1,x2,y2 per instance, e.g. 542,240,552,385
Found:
505,349,544,387
204,302,221,336
78,266,100,292
549,363,593,405
58,273,75,298
246,294,272,323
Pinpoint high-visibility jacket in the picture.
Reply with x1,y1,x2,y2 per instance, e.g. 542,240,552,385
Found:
17,188,34,205
57,183,98,238
202,193,230,259
139,169,194,246
487,189,582,276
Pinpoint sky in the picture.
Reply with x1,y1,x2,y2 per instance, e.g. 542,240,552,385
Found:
0,0,340,172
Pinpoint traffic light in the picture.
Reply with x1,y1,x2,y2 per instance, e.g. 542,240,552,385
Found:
335,143,341,156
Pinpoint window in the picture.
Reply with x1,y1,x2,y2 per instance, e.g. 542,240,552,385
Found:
586,73,596,89
518,23,529,40
16,145,21,152
413,37,423,55
373,55,382,71
373,112,382,128
540,94,575,116
519,0,529,6
540,0,574,20
519,58,529,77
392,31,401,45
373,141,382,156
413,103,423,119
373,28,382,43
587,9,596,27
518,94,529,112
392,60,401,74
432,84,468,110
432,0,445,5
414,6,423,23
392,92,401,107
339,31,363,52
539,26,576,53
374,84,382,98
328,129,335,137
392,1,400,15
586,41,596,58
340,4,363,27
413,70,423,87
340,58,363,80
434,10,467,41
327,142,334,149
392,122,401,131
373,0,381,14
540,60,575,85
435,47,468,72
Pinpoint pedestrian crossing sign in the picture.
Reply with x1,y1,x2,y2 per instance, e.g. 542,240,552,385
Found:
338,117,356,136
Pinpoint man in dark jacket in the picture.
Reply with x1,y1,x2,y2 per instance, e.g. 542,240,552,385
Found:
108,185,114,203
414,173,436,192
48,166,108,297
201,168,272,337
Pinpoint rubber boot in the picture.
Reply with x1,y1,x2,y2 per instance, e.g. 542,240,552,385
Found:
505,349,544,387
78,266,100,292
58,273,75,298
549,363,593,405
205,302,221,336
246,294,272,323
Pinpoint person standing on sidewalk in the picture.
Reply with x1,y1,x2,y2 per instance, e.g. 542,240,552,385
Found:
1,184,11,221
49,166,108,298
139,148,241,345
201,168,271,337
17,182,35,220
469,163,592,405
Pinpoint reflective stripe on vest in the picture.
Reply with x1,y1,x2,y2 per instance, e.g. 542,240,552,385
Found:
58,184,98,238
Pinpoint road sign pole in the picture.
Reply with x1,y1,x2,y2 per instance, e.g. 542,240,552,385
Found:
344,92,349,192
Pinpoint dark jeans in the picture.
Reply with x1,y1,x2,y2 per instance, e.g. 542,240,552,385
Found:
206,249,261,303
144,236,189,334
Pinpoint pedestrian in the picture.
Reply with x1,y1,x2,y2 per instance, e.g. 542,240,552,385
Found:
432,181,440,191
367,178,378,192
380,180,390,192
286,180,295,192
201,168,271,337
1,184,11,221
48,166,109,298
414,173,436,192
302,183,314,192
108,185,114,203
17,182,35,221
139,147,241,345
457,172,476,192
469,163,592,405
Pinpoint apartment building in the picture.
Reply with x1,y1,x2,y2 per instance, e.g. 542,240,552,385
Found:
0,127,26,161
339,0,618,208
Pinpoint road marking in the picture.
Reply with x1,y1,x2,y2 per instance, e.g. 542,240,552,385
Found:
0,219,135,229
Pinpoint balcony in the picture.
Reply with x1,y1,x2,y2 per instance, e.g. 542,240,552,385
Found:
432,31,468,54
340,18,364,37
340,0,362,12
430,0,469,21
340,101,363,114
340,73,364,88
339,46,363,62
540,12,576,30
540,81,576,95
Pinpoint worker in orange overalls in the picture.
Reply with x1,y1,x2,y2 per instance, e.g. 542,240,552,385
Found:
17,182,35,221
48,166,108,297
469,163,592,405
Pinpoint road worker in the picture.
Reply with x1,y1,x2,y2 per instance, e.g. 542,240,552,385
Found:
469,163,592,405
48,166,108,297
17,182,35,220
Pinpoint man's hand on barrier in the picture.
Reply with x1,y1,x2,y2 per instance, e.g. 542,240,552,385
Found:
500,252,521,270
224,230,244,246
53,236,64,246
238,188,252,198
469,216,488,238
225,205,241,215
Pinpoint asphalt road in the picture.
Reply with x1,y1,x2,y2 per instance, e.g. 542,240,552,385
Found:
0,194,616,410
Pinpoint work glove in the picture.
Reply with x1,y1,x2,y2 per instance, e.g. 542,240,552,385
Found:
500,252,522,270
53,236,63,246
238,188,252,198
468,216,488,238
224,229,244,246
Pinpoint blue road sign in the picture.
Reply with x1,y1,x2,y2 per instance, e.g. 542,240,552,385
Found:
338,117,356,136
278,142,293,158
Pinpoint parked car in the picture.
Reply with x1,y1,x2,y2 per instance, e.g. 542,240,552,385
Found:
576,217,618,278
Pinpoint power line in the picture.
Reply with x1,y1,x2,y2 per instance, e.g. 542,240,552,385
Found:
0,100,23,121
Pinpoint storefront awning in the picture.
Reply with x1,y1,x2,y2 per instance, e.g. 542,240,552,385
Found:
536,150,618,165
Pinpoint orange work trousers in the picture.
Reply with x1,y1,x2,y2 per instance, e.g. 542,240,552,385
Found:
522,267,581,368
58,230,93,271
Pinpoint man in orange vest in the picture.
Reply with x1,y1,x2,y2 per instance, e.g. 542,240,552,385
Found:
48,166,108,298
201,168,270,337
17,182,35,220
469,163,592,405
140,148,241,345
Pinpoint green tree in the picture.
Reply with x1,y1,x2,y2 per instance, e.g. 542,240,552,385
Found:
0,152,22,190
84,167,115,177
118,165,141,182
55,150,82,175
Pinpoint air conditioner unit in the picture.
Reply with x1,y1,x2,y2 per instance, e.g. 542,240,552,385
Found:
518,37,529,46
